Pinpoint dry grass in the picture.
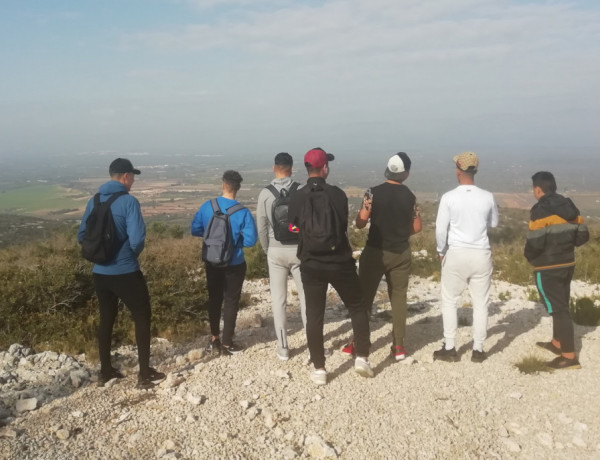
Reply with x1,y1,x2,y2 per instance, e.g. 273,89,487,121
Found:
514,355,552,374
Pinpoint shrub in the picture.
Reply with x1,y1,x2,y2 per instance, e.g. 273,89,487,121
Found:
140,234,208,340
527,288,539,302
0,230,208,354
147,221,184,239
515,355,552,374
348,225,368,250
570,297,600,326
498,290,511,301
244,242,268,279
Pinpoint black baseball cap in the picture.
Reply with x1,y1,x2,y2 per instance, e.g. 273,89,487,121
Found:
274,152,293,166
109,158,141,175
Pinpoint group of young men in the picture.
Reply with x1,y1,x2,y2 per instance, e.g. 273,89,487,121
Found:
77,150,589,389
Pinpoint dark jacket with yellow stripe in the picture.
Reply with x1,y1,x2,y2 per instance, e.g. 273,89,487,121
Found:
524,193,589,270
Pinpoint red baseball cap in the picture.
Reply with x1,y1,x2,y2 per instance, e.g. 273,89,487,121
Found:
304,147,335,169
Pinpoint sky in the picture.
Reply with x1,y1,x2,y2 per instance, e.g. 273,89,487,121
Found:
1,0,599,160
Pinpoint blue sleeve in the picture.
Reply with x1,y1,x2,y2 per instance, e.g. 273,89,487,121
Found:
126,198,146,255
77,198,94,243
191,205,206,237
241,209,258,248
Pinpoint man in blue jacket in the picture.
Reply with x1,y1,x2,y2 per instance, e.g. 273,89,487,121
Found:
191,170,258,356
78,158,165,389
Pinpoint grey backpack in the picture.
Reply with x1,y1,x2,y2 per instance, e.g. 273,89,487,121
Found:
201,199,245,267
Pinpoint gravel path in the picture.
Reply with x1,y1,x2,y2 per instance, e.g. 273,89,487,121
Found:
1,276,600,459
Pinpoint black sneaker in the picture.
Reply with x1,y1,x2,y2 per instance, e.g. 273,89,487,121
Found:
137,368,166,389
536,341,561,356
547,356,581,370
205,337,222,354
471,350,487,363
433,345,459,362
221,342,244,356
98,368,125,387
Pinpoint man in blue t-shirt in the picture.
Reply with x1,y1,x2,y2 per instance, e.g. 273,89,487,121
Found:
191,170,258,355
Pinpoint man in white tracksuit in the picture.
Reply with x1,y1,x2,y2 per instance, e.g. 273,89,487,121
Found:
434,151,498,363
256,152,307,361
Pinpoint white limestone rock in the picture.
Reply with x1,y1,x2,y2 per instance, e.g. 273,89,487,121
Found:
15,398,38,413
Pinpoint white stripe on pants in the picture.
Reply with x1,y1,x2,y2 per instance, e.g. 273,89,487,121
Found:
441,247,492,351
267,246,307,348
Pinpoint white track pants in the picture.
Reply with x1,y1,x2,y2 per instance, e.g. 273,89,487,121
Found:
441,247,492,351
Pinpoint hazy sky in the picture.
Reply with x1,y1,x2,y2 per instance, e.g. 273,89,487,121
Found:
1,0,599,159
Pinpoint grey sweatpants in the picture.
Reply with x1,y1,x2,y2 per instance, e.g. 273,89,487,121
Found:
267,246,307,349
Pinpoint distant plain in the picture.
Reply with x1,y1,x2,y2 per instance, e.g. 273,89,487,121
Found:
1,151,599,226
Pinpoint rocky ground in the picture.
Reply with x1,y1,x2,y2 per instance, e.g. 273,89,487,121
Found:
1,273,600,459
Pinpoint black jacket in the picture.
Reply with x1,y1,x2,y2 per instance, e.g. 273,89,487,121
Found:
288,177,354,269
524,193,589,270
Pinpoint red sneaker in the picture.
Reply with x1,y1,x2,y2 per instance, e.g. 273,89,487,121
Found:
341,342,355,356
392,345,406,361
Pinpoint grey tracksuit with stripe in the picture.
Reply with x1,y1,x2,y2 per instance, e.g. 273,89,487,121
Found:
256,177,307,350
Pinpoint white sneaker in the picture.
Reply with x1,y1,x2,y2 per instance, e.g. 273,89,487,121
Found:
305,348,332,366
310,368,327,386
354,357,374,378
277,345,289,361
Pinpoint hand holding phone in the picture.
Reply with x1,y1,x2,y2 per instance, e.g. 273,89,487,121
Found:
363,188,373,211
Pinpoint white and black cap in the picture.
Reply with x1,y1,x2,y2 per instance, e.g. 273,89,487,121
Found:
384,152,411,181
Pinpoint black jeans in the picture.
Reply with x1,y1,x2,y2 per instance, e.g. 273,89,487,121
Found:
93,271,151,375
535,266,575,353
205,262,247,347
301,264,370,369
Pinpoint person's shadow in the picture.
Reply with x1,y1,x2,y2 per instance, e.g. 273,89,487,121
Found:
477,301,542,357
370,299,439,375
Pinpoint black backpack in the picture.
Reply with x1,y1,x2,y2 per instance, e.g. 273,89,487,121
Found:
266,182,300,243
81,191,128,264
202,199,246,267
300,183,345,255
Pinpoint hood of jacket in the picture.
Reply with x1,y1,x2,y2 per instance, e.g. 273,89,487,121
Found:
270,176,294,189
536,193,580,221
98,180,128,198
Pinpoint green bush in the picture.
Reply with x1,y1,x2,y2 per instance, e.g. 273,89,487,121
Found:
570,297,600,327
348,225,368,251
0,230,208,355
527,288,540,302
147,221,184,239
498,290,511,301
244,242,268,279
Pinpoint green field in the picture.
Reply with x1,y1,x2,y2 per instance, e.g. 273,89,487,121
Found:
0,184,84,214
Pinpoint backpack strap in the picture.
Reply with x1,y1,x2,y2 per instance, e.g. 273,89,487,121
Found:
93,191,127,209
266,182,299,199
106,191,128,205
225,203,246,248
266,184,279,199
210,199,244,216
210,198,221,214
226,203,245,216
